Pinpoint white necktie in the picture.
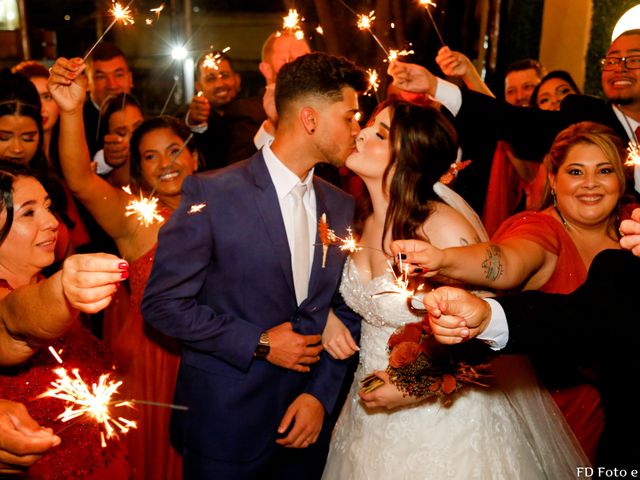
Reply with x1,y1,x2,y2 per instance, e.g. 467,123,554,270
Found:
291,184,310,305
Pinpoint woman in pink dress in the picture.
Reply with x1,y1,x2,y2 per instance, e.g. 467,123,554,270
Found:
48,57,199,479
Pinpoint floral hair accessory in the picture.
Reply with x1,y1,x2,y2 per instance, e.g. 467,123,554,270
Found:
439,159,472,186
361,319,493,405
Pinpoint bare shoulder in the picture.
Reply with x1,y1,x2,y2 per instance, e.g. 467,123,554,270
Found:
422,202,481,249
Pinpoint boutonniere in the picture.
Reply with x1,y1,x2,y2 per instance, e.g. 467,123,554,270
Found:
318,213,362,268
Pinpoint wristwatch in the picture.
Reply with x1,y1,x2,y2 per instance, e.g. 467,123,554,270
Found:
253,332,270,359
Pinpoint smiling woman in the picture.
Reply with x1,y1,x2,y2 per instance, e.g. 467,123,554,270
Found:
48,55,197,480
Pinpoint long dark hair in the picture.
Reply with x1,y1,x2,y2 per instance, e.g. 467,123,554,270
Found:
0,69,73,231
129,116,196,191
97,93,143,142
354,100,458,252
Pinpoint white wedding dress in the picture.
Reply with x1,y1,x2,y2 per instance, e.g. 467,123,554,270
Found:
321,258,589,480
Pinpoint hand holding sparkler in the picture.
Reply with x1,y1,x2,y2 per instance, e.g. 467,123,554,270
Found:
0,400,61,474
187,91,211,125
47,57,87,115
60,253,129,314
387,61,437,97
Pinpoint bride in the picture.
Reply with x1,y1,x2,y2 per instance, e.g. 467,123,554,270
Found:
321,100,588,479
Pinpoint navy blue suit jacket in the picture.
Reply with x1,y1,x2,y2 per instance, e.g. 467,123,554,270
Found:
141,152,361,463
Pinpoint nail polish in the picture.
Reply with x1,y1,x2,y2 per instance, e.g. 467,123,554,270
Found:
120,270,129,280
118,262,128,270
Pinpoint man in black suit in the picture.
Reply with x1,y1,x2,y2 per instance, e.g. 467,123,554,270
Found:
185,51,242,170
388,29,640,201
411,208,640,469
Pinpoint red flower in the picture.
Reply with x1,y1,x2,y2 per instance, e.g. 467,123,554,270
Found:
441,373,457,394
389,342,422,368
388,322,425,349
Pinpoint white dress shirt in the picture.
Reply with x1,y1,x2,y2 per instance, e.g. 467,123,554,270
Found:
476,298,509,351
612,106,640,195
262,143,316,277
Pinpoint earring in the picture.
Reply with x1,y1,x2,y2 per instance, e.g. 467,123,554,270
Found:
551,189,568,228
310,128,315,133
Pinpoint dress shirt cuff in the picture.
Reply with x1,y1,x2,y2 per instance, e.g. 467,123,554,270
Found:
92,149,113,175
435,77,462,116
476,298,508,351
254,121,274,149
634,163,640,195
184,112,208,133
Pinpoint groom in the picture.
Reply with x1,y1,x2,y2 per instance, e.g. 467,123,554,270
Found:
142,53,366,479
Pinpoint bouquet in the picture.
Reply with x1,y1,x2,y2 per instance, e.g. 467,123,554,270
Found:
361,319,493,405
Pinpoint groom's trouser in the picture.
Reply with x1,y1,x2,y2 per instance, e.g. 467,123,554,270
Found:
183,420,332,480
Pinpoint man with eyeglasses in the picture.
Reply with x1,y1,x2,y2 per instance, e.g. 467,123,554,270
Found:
386,29,640,200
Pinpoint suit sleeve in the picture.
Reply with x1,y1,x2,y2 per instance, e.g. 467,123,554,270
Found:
303,283,361,414
496,249,639,361
141,175,262,372
456,89,566,162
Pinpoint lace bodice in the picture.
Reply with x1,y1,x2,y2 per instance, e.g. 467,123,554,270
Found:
340,258,423,376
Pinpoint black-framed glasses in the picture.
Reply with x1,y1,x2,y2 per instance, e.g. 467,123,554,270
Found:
600,55,640,70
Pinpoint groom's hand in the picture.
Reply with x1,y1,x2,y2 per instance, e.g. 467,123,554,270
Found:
276,393,324,448
266,323,323,372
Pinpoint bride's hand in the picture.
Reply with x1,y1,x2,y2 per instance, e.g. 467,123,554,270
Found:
322,310,359,360
359,371,421,410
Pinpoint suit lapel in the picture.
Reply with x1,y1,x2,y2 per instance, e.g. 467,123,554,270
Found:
307,179,328,298
250,153,296,298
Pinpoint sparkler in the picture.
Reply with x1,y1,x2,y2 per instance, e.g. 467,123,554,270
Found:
145,3,164,25
283,9,301,30
365,68,380,97
159,76,179,116
202,47,231,70
357,11,389,58
124,132,194,227
419,0,446,47
83,0,135,62
319,214,363,268
387,49,415,63
39,367,137,447
626,141,640,167
371,257,424,303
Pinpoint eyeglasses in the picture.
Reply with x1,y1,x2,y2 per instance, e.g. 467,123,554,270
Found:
600,55,640,71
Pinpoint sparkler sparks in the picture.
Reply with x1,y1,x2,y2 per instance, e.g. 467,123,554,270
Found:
371,257,424,303
202,47,231,70
357,11,390,57
188,202,206,215
387,49,415,63
124,133,194,227
283,9,301,30
319,214,363,268
39,367,137,445
83,0,135,61
626,141,640,167
365,68,380,95
419,0,446,47
125,192,165,227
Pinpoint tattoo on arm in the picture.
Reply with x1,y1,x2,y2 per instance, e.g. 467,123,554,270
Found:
481,244,504,281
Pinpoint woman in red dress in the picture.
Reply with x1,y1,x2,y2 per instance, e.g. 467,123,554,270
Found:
390,121,633,463
0,161,128,478
48,57,199,480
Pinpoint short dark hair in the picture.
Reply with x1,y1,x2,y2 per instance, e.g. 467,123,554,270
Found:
129,116,196,188
274,52,367,118
194,51,235,81
505,58,546,79
98,93,143,140
613,29,640,42
86,42,127,67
